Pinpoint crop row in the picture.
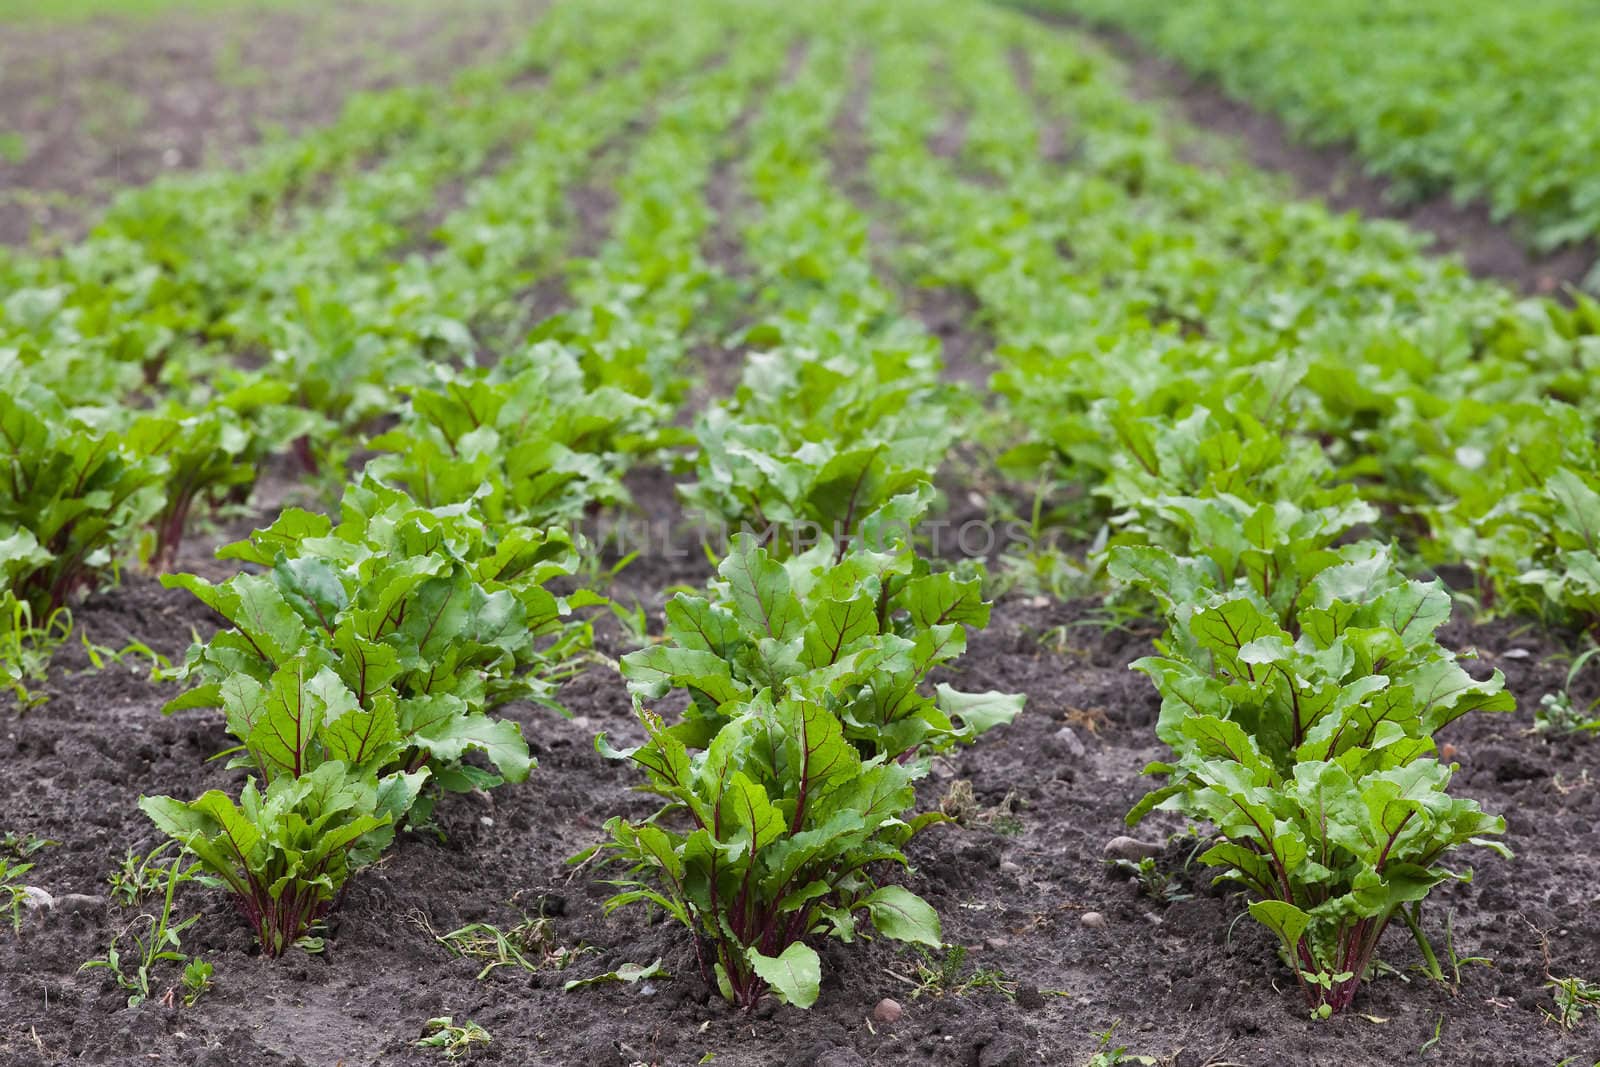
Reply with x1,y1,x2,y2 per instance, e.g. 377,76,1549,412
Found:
2,0,1021,1017
839,5,1539,1016
1,0,1597,1032
861,4,1600,642
1021,0,1600,254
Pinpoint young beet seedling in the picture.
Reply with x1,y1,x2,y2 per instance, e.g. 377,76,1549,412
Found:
415,1017,490,1060
80,851,206,1008
584,699,944,1009
142,761,422,958
587,531,1021,1010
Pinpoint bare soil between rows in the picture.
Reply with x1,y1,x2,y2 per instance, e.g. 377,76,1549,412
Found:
3,537,1597,1065
0,0,543,247
1015,8,1599,299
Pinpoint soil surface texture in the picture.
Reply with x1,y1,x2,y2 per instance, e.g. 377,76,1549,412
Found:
0,0,544,247
3,575,1596,1065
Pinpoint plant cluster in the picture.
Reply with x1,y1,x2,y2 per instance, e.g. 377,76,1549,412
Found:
1037,0,1600,252
576,29,1028,1009
675,30,975,556
2,832,53,934
144,479,589,953
416,1017,491,1060
1113,528,1511,1015
80,851,209,1007
622,533,1019,755
366,345,660,527
587,522,1020,1009
0,385,164,615
680,348,965,555
847,15,1596,1020
7,0,1600,1052
864,9,1600,636
0,0,727,678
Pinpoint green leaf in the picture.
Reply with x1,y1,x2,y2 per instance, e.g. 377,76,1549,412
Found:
1249,899,1311,954
862,885,941,945
746,942,821,1008
245,662,354,780
934,684,1024,737
563,958,670,991
719,534,802,641
722,772,785,856
414,711,533,784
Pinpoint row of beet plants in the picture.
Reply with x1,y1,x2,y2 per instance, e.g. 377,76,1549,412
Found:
1108,479,1512,1016
0,0,710,708
587,526,1020,1007
126,8,761,957
852,5,1545,1017
863,2,1600,639
580,24,1019,1012
5,0,772,963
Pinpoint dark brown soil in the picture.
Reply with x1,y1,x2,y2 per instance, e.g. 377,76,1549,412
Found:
0,0,545,247
5,569,1597,1065
1014,10,1599,298
904,284,994,393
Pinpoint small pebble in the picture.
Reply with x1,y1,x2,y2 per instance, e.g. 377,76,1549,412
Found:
873,997,903,1024
478,816,494,827
19,886,54,913
1102,836,1161,863
54,893,108,915
998,860,1021,875
1046,726,1085,759
1080,911,1107,929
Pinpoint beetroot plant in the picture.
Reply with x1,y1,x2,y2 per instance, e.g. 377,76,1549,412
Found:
0,384,163,614
365,344,659,527
143,761,423,957
164,478,591,814
589,531,1019,1009
584,698,943,1009
128,381,317,572
142,654,430,954
1113,520,1512,1017
621,530,1022,758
